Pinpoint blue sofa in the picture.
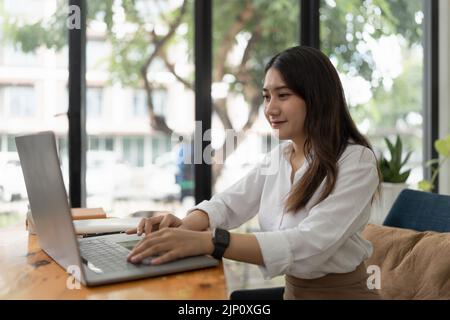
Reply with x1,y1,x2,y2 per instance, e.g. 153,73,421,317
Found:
383,189,450,232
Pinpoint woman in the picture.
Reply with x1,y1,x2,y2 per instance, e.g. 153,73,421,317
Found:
126,46,381,300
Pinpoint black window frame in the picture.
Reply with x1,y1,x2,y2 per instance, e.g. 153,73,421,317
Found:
68,0,87,207
423,0,439,191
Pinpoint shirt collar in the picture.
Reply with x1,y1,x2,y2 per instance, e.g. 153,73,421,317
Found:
282,141,313,165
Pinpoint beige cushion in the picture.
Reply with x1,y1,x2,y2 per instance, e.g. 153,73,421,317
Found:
362,223,450,300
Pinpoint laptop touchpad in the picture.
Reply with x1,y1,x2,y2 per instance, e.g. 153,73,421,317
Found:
116,240,159,265
116,240,140,251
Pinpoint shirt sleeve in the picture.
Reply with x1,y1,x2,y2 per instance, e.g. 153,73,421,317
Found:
253,146,379,279
186,151,275,230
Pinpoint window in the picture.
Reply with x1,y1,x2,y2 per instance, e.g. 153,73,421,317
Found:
86,87,103,118
88,136,115,151
89,136,100,150
122,137,144,167
151,134,171,163
85,0,195,217
320,0,424,186
211,0,299,194
132,89,148,117
105,138,114,151
57,136,67,158
7,135,16,152
152,89,168,118
132,88,167,118
0,0,68,230
3,85,36,118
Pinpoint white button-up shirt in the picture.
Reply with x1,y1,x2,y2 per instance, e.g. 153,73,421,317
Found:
188,141,379,279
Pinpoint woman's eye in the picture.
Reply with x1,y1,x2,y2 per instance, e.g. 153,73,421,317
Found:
263,95,270,101
279,93,291,99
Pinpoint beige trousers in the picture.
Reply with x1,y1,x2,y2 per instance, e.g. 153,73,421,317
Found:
284,262,381,300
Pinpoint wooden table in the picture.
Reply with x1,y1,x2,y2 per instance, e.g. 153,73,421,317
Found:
0,224,228,299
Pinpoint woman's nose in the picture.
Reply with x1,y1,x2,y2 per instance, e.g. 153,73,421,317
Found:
265,101,280,116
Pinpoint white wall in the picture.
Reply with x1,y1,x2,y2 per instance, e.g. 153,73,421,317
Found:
439,0,450,195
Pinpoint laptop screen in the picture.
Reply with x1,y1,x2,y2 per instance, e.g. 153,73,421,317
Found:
15,131,84,277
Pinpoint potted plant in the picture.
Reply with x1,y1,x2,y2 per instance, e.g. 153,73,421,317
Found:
418,134,450,192
371,135,412,224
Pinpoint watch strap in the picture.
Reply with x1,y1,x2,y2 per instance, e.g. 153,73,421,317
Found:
211,228,230,260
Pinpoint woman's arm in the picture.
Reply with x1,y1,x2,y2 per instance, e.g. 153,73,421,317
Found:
225,233,265,265
126,210,210,235
127,228,265,266
201,231,264,265
184,146,280,231
179,209,211,231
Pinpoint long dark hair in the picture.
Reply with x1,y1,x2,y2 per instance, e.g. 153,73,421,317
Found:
265,46,381,213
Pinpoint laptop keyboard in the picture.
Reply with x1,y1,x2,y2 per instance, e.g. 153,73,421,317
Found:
79,239,142,273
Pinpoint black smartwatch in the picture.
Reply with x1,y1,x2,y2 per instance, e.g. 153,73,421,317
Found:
211,228,230,260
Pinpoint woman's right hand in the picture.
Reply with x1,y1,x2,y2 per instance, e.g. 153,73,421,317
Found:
126,213,183,236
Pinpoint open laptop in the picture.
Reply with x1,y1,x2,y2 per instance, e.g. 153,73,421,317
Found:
15,131,218,287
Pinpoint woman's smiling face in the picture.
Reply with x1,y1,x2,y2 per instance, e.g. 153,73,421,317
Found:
263,67,307,141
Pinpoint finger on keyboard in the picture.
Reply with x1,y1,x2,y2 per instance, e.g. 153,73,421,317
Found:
141,257,154,265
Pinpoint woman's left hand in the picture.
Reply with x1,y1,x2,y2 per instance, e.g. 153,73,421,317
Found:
126,228,213,265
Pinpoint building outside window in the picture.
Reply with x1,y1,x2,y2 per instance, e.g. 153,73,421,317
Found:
122,137,145,168
83,1,196,216
1,85,36,118
0,0,69,229
133,89,148,118
133,88,168,118
86,87,103,119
